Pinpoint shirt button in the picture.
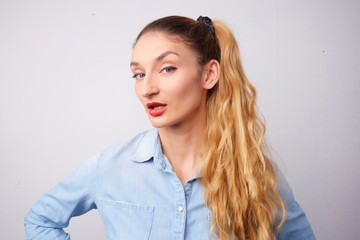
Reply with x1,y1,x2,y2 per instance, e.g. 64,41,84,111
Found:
178,206,184,212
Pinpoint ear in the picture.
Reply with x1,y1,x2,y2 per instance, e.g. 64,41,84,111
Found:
202,59,220,90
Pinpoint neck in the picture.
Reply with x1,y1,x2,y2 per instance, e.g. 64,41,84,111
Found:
158,110,206,185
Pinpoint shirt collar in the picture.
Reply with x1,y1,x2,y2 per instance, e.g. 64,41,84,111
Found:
131,128,172,171
131,128,201,179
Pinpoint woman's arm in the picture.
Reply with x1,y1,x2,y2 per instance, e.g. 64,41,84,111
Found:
24,154,100,240
274,164,316,239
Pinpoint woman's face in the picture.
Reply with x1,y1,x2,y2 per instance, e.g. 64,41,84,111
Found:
131,31,207,129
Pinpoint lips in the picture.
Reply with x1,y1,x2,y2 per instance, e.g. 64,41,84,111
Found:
146,102,167,116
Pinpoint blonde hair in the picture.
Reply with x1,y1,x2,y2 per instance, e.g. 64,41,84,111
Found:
135,16,286,240
201,21,286,240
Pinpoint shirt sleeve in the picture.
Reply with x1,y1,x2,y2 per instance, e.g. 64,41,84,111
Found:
274,165,316,240
24,153,100,240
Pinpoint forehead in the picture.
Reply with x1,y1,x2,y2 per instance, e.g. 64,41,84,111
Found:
131,31,198,63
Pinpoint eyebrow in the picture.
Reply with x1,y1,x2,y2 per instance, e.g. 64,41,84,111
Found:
130,50,179,67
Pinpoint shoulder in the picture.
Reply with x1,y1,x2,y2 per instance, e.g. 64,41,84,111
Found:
272,162,316,239
272,162,296,209
96,128,158,168
100,129,151,158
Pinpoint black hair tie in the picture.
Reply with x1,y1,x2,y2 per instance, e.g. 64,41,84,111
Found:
197,16,215,36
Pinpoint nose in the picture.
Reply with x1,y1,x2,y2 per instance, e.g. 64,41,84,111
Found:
141,73,159,98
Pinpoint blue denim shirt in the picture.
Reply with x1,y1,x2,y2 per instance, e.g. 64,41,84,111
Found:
24,128,315,240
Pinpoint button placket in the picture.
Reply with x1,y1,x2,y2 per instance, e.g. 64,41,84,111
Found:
168,172,187,240
174,180,186,233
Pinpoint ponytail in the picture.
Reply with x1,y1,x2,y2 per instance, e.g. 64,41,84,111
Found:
200,21,286,240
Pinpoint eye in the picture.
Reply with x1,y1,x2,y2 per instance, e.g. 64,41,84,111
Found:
161,66,177,74
132,73,145,80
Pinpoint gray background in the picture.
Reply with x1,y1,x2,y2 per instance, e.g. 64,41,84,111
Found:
1,0,359,239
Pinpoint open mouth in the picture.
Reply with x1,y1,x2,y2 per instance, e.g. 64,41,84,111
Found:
150,105,164,109
146,102,167,116
146,102,167,109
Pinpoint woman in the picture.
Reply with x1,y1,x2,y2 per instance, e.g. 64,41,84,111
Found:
24,16,315,240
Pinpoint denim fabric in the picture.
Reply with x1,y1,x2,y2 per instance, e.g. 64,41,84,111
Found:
24,128,315,240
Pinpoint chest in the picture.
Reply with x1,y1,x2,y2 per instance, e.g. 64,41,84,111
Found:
95,160,217,240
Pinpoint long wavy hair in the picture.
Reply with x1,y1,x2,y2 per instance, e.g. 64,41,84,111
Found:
135,16,286,240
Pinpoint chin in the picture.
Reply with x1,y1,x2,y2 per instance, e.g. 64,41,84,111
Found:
150,123,165,129
148,118,167,128
148,117,179,129
149,122,170,129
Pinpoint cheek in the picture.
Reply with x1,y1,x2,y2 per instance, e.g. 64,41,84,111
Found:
134,82,140,98
168,77,203,104
169,67,202,93
134,82,142,100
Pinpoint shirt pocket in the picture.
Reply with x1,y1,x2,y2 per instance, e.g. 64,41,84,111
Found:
100,199,154,240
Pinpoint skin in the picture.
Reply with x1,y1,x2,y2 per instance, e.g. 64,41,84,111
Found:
131,31,220,185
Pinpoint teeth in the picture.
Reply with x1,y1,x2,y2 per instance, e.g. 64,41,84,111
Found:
148,104,166,110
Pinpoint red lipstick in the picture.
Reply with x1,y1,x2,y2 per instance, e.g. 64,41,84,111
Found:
146,102,167,116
